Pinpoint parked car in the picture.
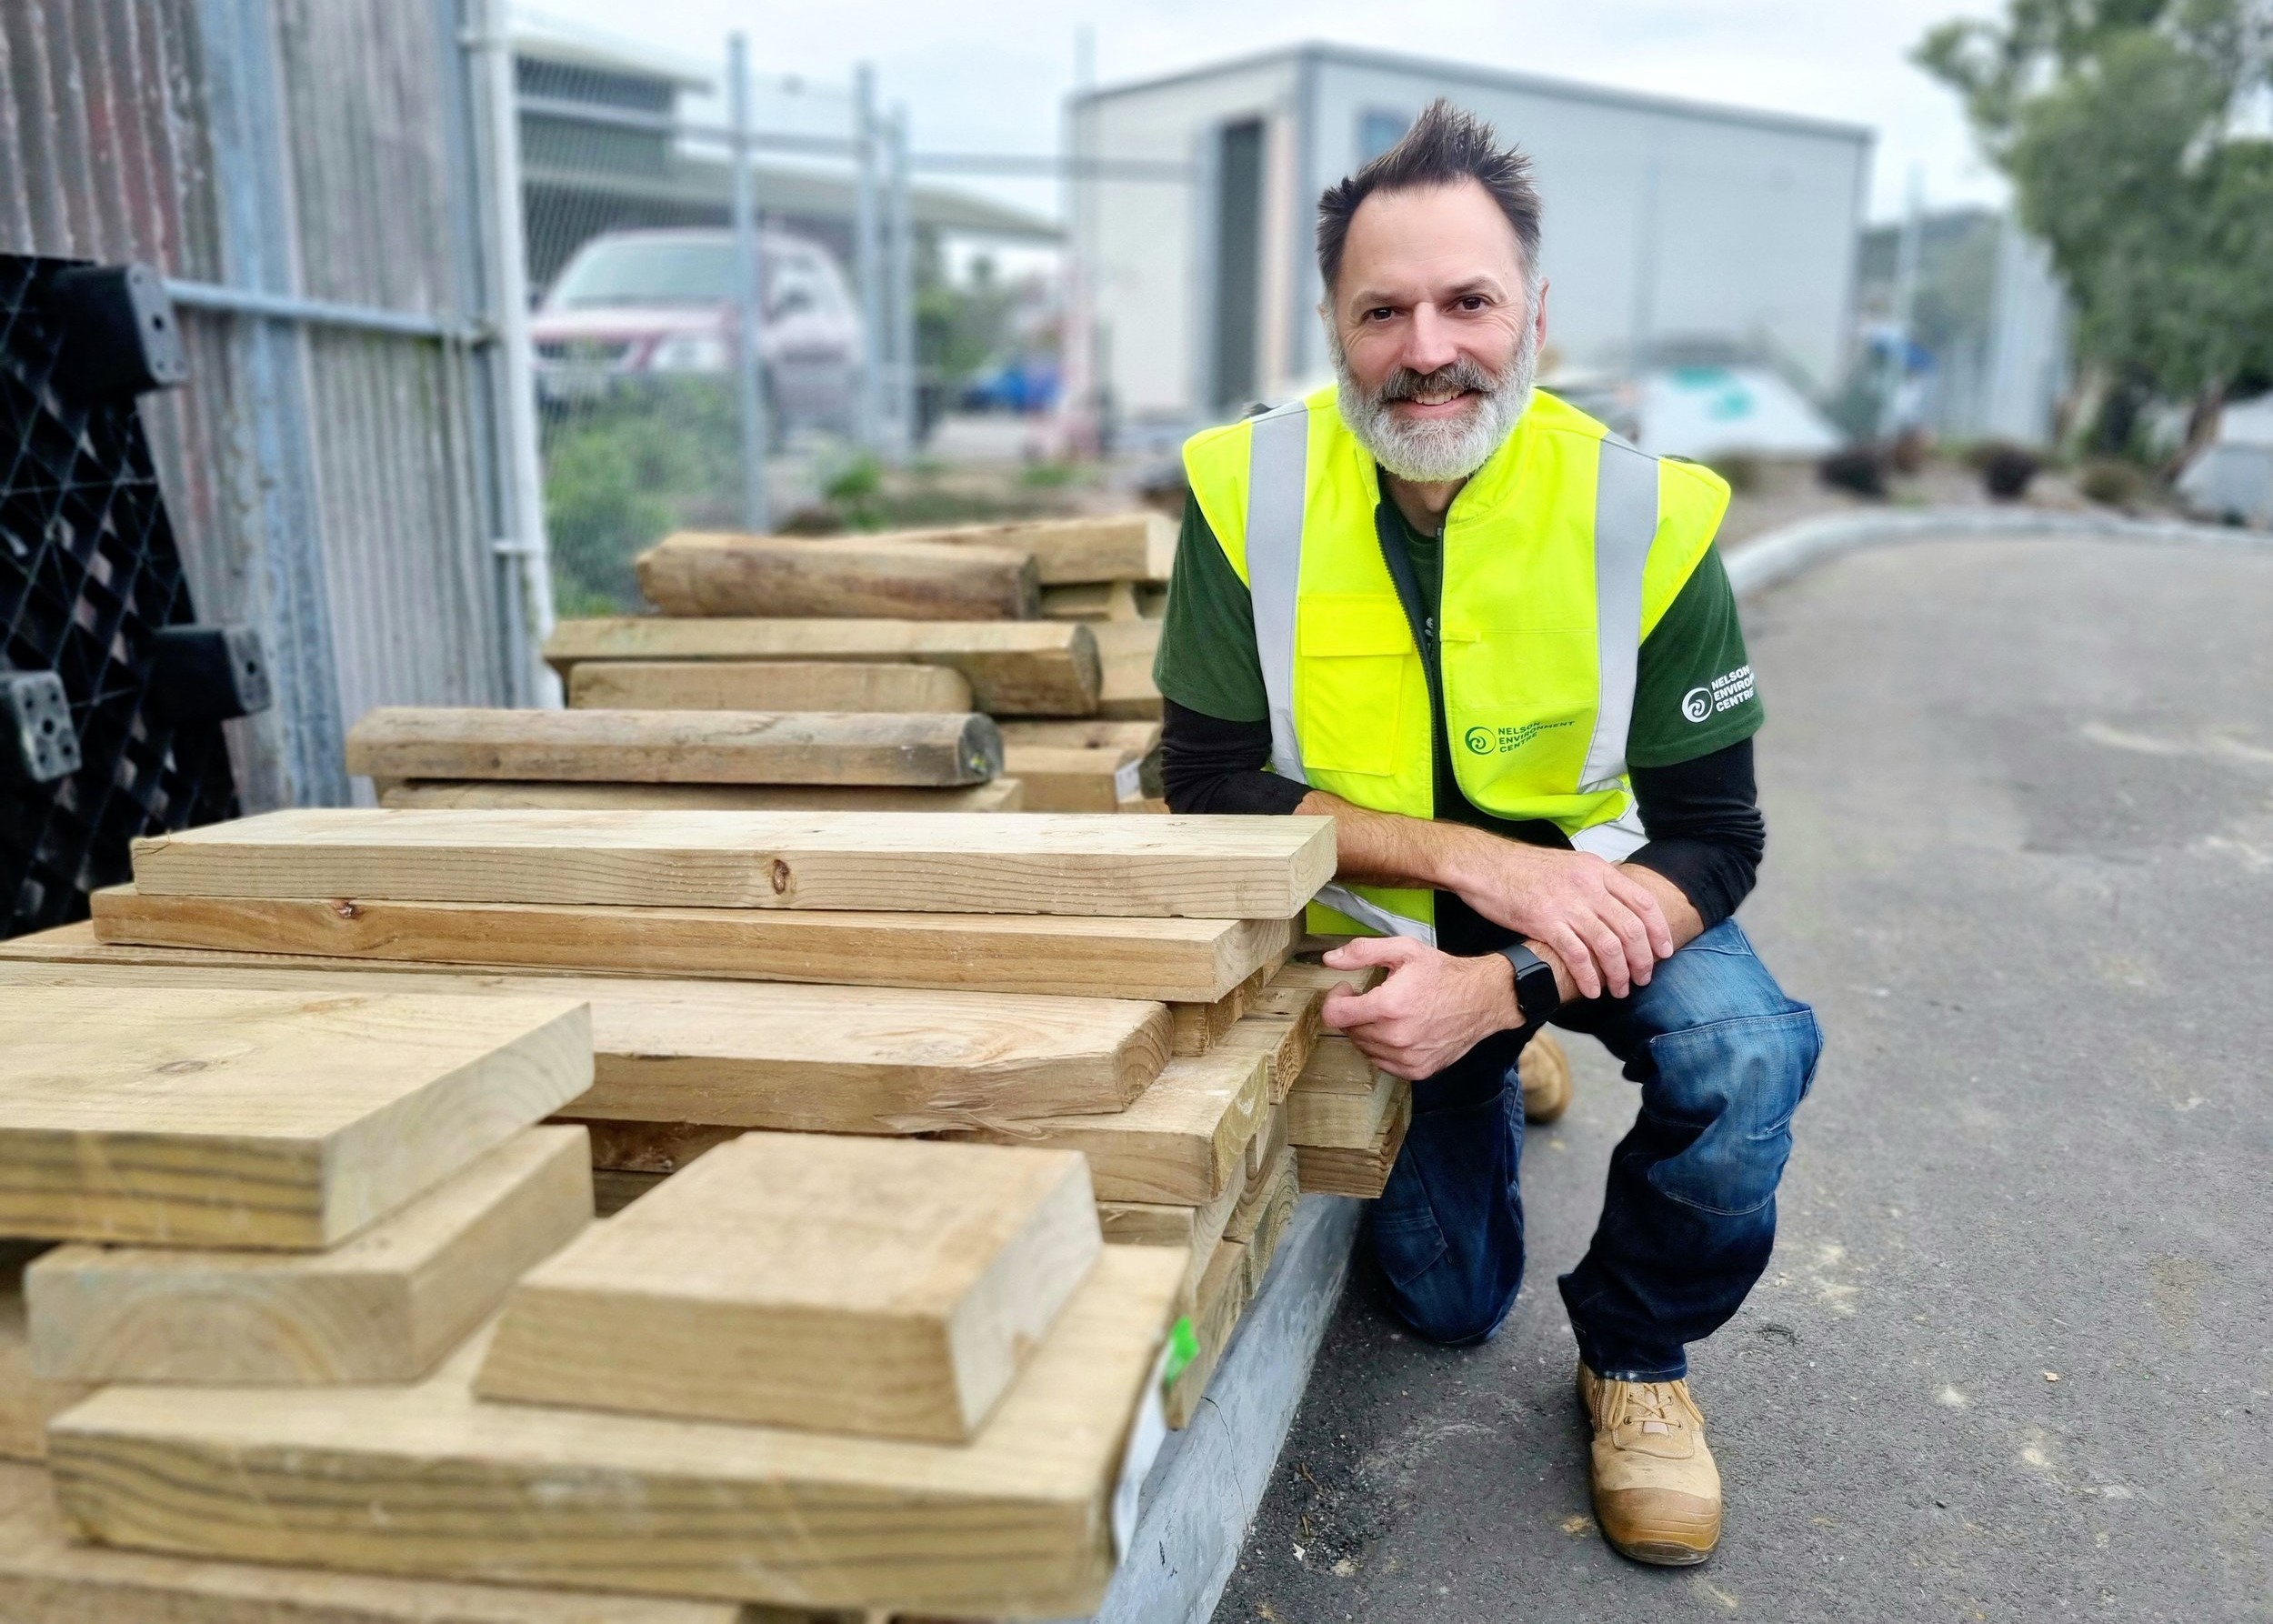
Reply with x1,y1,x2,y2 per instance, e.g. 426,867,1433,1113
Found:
530,228,863,431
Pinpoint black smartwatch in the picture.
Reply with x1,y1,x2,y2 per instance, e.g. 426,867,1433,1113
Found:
1497,943,1562,1024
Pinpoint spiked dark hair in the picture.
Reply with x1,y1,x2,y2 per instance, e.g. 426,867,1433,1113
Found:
1316,98,1541,298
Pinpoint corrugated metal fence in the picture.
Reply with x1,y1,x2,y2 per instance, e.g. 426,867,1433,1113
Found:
0,0,531,810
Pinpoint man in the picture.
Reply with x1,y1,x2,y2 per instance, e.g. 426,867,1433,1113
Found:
1155,100,1823,1567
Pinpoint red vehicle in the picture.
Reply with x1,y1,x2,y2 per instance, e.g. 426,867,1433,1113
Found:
530,227,864,431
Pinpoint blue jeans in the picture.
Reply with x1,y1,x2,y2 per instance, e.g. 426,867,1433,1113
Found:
1367,919,1823,1380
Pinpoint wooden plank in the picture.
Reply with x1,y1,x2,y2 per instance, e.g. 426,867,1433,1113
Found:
0,1459,762,1624
1090,619,1163,721
869,513,1174,586
1038,580,1140,621
1297,1090,1412,1199
994,718,1160,755
345,707,1003,789
1244,1103,1289,1182
48,1247,1187,1617
1,1248,91,1463
544,619,1101,717
476,1136,1099,1443
0,946,1172,1133
380,778,1027,813
1163,1238,1249,1429
1217,1012,1317,1106
1292,1030,1388,1094
24,1128,591,1387
1094,1169,1244,1310
1000,745,1147,813
636,534,1039,620
0,989,591,1250
1249,958,1380,1019
128,809,1337,921
78,896,1290,1003
1170,960,1277,1056
569,658,975,714
1229,1149,1300,1299
966,1049,1267,1205
1288,1071,1399,1149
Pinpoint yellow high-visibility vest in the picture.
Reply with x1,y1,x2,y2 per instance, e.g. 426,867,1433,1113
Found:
1181,386,1727,941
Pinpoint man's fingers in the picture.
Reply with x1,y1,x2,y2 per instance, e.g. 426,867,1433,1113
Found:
1544,922,1604,1000
1324,936,1423,970
1321,981,1406,1031
1606,869,1675,958
1597,897,1656,988
1577,914,1633,999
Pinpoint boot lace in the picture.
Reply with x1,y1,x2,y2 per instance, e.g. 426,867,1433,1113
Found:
1604,1379,1695,1440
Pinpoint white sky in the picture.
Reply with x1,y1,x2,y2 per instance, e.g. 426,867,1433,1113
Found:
522,0,2010,227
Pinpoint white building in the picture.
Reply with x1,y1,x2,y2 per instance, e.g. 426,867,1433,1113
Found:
1070,44,1873,436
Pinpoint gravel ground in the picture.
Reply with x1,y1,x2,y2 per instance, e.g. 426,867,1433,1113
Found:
1212,532,2273,1624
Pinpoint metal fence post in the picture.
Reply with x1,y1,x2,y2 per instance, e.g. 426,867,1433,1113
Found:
728,33,771,532
853,62,884,455
886,104,916,456
465,0,561,707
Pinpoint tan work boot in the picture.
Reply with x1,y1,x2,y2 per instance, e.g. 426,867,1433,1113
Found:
1577,1363,1723,1565
1519,1031,1573,1124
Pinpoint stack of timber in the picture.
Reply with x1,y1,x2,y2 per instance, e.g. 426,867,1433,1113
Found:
543,512,1176,812
4,805,1340,1545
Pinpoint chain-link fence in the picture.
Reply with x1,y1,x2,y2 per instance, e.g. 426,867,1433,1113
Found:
515,30,923,616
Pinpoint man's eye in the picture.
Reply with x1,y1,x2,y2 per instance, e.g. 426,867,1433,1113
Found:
1457,296,1488,311
1368,307,1397,321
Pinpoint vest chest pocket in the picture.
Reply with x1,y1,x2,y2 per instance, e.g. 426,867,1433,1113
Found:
1295,595,1417,777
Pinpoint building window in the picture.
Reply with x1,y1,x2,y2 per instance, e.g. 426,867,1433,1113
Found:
1357,109,1409,164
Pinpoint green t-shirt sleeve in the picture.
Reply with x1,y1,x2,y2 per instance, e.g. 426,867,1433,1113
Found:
1152,497,1268,723
1627,544,1763,767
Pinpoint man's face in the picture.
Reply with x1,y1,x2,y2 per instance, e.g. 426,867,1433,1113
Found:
1327,177,1547,483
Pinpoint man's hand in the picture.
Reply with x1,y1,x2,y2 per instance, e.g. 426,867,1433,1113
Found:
1443,838,1671,1000
1317,937,1518,1081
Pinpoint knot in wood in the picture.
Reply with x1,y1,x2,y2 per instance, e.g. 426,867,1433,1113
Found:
767,858,792,896
329,898,362,919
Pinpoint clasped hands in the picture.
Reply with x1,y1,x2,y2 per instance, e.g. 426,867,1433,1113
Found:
1319,842,1675,1082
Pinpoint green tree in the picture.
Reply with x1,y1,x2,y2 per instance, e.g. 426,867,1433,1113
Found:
1917,0,2273,441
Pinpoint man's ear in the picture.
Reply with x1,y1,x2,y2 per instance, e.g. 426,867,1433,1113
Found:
1533,278,1551,346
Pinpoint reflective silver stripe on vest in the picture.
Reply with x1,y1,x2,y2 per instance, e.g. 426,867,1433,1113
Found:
1246,400,1311,785
1569,436,1659,862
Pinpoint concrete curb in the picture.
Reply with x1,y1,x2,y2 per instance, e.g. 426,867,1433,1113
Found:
1724,505,2270,598
1081,1196,1364,1624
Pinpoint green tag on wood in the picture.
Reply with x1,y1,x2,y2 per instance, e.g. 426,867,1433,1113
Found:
1160,1316,1199,1388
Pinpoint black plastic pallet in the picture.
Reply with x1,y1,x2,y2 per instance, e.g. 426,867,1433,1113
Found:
1,254,238,938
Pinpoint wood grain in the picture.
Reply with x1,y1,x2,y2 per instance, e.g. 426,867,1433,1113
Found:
0,943,1172,1132
379,777,1026,813
637,534,1039,620
128,808,1337,920
0,988,591,1249
346,707,1003,788
79,894,1290,1002
994,718,1160,755
25,1128,592,1385
963,1048,1268,1204
1296,1089,1412,1198
569,657,975,714
1093,1168,1245,1309
1089,618,1162,721
49,1247,1187,1616
1217,1012,1318,1106
998,744,1160,813
0,1247,90,1463
1162,1236,1248,1429
1227,1148,1300,1299
476,1135,1099,1441
863,513,1173,586
0,1459,760,1624
544,618,1101,716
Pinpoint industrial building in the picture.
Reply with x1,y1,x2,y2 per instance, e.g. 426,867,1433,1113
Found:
1070,44,1873,435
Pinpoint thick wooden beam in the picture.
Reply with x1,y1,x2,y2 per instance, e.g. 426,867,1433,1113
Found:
78,895,1290,1002
1296,1090,1412,1199
1,1247,91,1463
346,707,1003,789
379,778,1026,812
1089,619,1163,721
569,658,974,713
963,1049,1268,1205
995,718,1161,755
25,1128,592,1386
1163,1237,1249,1429
1000,744,1150,812
1038,580,1141,620
637,533,1039,620
0,945,1172,1132
545,619,1101,717
127,809,1337,920
867,513,1173,586
0,989,590,1249
0,1459,762,1624
48,1248,1187,1616
476,1136,1099,1442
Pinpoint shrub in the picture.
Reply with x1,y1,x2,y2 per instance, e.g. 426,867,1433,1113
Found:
2078,458,2146,507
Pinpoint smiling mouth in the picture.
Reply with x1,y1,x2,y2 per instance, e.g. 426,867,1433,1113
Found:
1396,386,1477,408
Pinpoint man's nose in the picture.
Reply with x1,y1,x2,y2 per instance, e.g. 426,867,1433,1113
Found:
1399,305,1460,378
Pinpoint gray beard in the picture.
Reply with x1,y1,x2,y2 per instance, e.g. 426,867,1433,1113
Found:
1328,318,1537,483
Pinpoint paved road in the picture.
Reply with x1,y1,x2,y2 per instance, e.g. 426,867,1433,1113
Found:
1213,535,2273,1623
